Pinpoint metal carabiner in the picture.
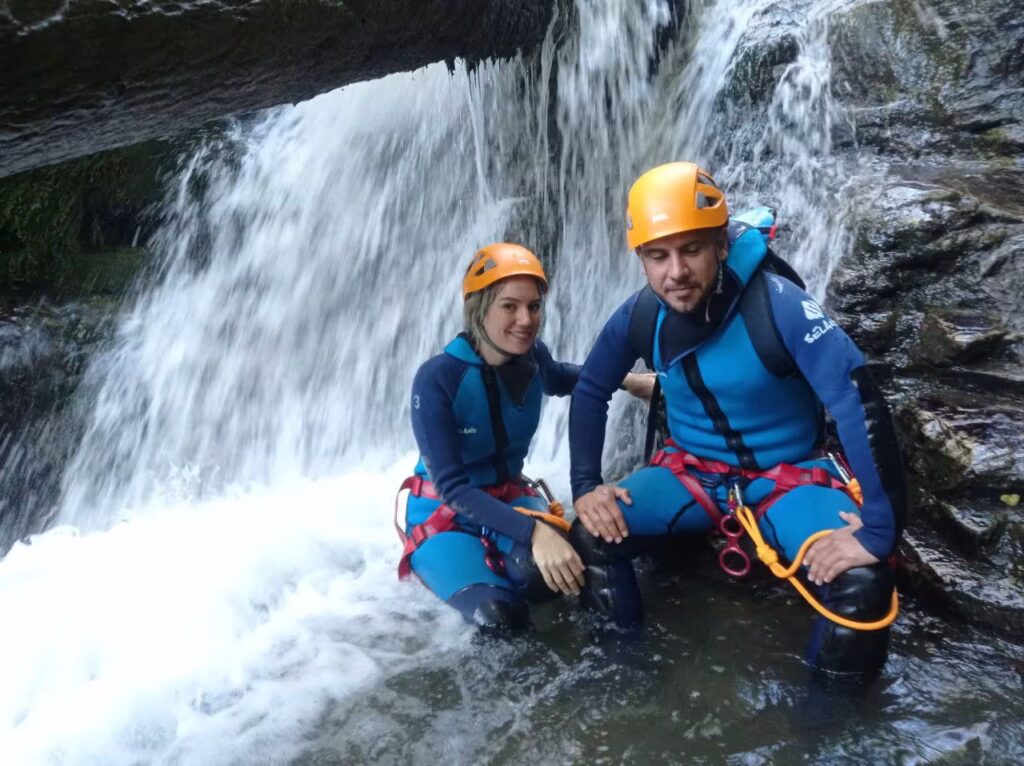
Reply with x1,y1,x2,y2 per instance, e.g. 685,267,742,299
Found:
827,451,851,484
520,474,567,517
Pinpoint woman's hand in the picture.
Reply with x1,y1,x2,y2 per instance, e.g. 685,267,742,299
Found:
531,522,585,595
622,372,656,401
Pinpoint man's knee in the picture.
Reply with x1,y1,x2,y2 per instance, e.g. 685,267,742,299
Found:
569,518,658,562
447,585,530,633
806,563,895,677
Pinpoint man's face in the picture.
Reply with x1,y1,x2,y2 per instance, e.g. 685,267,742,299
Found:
637,228,725,315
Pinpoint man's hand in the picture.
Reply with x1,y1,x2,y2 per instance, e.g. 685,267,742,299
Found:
531,522,585,595
574,485,631,543
803,511,879,585
622,372,656,401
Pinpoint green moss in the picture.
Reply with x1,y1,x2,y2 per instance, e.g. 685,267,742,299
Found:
55,247,150,295
977,128,1011,158
0,141,171,292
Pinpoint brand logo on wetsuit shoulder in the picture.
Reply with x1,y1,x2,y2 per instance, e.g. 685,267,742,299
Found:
804,318,837,344
457,425,478,435
802,300,825,320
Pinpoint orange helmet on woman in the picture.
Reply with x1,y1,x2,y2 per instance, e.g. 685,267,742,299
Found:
461,243,548,299
625,162,729,250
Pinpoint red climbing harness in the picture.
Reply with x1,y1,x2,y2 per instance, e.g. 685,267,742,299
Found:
394,475,544,580
649,438,862,576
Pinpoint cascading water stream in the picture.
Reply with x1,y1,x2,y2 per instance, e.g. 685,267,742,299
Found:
7,1,1014,764
58,0,849,527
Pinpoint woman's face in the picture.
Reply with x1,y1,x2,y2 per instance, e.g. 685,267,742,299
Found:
482,276,543,356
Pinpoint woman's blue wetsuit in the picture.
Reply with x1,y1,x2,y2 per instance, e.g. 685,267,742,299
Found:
404,333,579,626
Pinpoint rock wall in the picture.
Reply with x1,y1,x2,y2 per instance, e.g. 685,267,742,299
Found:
0,0,553,178
824,0,1024,636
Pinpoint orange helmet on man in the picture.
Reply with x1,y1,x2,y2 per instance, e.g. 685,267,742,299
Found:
462,243,547,299
625,162,729,250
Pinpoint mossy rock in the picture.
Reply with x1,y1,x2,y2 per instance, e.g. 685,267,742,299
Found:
0,141,172,293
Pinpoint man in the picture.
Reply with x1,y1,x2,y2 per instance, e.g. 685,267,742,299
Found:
568,162,906,678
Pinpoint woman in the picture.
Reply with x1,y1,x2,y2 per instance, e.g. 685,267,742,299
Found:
396,242,652,631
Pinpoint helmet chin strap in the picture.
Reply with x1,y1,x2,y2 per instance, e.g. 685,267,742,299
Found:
474,331,515,364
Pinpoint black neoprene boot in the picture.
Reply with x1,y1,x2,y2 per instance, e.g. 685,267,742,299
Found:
805,563,895,679
569,520,646,628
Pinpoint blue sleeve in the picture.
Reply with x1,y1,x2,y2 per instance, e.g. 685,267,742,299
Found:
766,276,904,558
569,295,641,500
410,356,536,544
533,339,581,397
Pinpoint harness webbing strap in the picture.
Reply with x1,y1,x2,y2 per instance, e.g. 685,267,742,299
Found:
650,438,857,523
394,476,540,580
650,447,723,523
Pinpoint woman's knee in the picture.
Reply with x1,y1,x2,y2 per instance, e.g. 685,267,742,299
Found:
410,532,508,601
447,584,530,632
501,540,559,603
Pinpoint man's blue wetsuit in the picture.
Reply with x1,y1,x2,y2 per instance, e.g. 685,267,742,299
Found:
406,333,580,626
568,224,906,674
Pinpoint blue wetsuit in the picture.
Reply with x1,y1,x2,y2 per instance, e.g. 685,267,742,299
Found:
569,224,905,673
407,333,579,625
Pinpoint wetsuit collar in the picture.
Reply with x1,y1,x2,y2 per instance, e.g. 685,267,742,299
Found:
443,333,538,406
444,332,536,366
444,333,486,365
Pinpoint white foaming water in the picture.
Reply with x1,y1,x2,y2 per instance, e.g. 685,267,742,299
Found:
0,0,858,762
0,459,471,763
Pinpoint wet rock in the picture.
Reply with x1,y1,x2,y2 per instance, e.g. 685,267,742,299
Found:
829,0,1024,160
895,380,1023,492
825,130,1024,631
725,3,803,106
0,0,554,178
901,524,1024,638
911,310,1010,368
829,169,1024,357
893,400,974,494
829,181,978,322
0,298,117,552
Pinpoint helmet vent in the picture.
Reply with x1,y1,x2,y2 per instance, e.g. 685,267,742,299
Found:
695,191,712,208
697,173,717,187
473,257,498,277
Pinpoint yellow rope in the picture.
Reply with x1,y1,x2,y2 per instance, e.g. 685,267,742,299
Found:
734,504,898,631
514,503,571,533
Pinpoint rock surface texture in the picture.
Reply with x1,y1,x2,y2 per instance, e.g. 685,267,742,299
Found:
0,0,553,178
823,0,1024,636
